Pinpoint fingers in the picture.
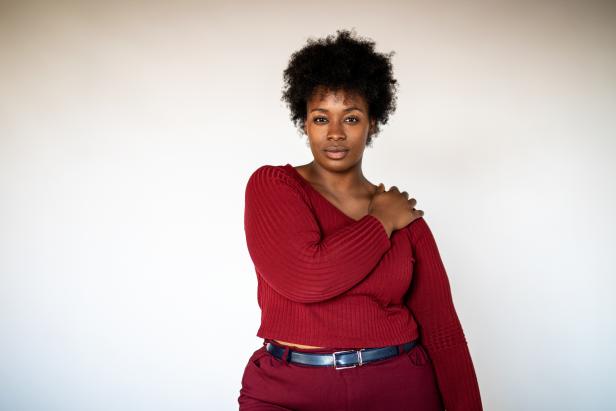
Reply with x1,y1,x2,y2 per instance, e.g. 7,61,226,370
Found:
408,198,423,216
377,185,419,212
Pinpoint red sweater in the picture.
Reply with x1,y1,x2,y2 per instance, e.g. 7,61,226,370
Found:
244,163,483,411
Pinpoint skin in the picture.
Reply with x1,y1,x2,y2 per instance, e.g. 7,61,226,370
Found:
273,86,424,350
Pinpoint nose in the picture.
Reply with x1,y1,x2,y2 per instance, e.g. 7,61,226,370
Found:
327,121,346,140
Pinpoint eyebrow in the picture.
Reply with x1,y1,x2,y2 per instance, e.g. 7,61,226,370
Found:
310,107,364,113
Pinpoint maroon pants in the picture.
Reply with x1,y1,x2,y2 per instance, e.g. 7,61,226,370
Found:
238,339,444,411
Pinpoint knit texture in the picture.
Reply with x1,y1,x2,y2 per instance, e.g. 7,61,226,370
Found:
244,163,483,411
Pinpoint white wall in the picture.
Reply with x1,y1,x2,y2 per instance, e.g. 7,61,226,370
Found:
1,1,615,410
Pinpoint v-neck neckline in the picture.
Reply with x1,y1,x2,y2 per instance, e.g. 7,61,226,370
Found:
283,163,362,223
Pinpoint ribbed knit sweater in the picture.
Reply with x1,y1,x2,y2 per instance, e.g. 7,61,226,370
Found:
243,163,483,411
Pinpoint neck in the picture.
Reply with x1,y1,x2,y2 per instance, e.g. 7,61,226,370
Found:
307,160,368,194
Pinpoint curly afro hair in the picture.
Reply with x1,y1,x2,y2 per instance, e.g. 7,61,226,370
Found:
281,28,398,147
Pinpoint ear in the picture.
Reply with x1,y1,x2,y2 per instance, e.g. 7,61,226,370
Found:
369,118,376,135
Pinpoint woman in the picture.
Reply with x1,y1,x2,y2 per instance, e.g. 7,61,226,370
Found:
238,29,483,411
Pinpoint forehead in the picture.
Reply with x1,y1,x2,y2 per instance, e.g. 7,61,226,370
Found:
307,87,367,107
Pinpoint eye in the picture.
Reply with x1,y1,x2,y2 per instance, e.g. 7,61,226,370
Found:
312,116,359,124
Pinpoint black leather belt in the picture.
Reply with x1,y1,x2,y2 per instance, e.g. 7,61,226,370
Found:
265,339,418,370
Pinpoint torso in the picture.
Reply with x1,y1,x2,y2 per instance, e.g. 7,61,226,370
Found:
275,165,379,350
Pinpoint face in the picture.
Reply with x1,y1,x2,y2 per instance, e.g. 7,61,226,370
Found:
303,87,376,171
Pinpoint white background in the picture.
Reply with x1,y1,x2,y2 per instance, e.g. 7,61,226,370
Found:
1,1,615,410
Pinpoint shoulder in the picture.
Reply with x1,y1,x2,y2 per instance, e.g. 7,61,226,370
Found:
248,163,288,179
247,164,296,184
405,216,434,243
245,164,305,195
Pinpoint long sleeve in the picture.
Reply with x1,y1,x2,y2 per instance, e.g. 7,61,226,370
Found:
405,217,483,411
244,165,391,304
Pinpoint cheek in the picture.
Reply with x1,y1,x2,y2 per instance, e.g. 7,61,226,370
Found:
308,122,327,135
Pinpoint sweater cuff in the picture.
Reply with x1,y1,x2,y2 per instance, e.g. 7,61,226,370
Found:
362,214,391,248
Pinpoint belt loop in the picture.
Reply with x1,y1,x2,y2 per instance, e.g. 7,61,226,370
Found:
396,343,405,355
282,345,291,362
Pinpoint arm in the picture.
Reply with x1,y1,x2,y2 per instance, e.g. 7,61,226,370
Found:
405,217,483,411
244,165,391,303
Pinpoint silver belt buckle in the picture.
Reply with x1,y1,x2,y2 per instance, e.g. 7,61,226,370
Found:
332,349,366,370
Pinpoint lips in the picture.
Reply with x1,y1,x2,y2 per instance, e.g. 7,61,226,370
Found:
324,147,349,160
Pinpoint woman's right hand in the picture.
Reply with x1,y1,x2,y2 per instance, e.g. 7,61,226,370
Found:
368,183,424,235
